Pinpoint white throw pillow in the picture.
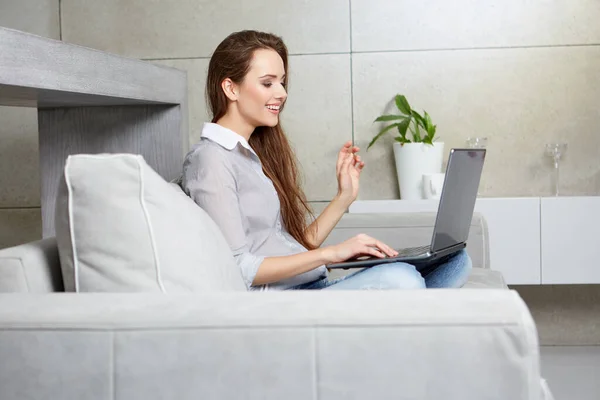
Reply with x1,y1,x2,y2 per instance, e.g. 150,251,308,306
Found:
55,154,246,292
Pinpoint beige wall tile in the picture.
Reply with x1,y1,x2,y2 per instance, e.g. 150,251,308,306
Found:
157,54,352,202
0,107,40,207
62,0,350,59
0,208,42,250
309,202,332,217
513,285,600,345
280,54,352,201
152,58,210,147
352,0,600,52
0,0,56,208
352,46,600,199
0,0,60,39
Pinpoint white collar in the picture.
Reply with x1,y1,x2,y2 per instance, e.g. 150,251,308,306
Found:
200,122,257,156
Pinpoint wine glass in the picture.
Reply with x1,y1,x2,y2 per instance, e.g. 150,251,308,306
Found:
545,143,568,196
466,137,488,149
466,137,488,196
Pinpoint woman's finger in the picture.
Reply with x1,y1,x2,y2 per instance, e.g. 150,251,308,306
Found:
365,246,386,258
337,153,352,179
336,153,349,175
341,159,351,178
376,240,394,256
343,152,354,168
336,153,345,175
363,237,397,258
376,242,398,257
336,142,353,173
346,155,357,175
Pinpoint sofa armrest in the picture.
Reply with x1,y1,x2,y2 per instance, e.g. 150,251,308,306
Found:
0,290,540,400
326,211,490,269
0,238,63,292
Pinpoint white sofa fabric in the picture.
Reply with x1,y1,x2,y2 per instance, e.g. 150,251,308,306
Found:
0,290,542,400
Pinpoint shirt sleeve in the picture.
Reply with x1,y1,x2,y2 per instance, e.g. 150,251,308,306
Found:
182,147,265,289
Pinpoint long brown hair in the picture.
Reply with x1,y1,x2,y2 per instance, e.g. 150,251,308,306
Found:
206,30,317,251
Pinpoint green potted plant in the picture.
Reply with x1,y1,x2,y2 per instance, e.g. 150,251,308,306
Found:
367,94,445,200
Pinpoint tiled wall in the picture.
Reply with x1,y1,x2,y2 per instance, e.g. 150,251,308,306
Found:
0,0,59,248
1,0,599,344
58,0,600,201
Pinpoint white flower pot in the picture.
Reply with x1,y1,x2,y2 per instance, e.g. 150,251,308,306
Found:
393,142,445,200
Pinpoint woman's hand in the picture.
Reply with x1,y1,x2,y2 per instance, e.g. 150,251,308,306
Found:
322,234,399,264
336,140,365,204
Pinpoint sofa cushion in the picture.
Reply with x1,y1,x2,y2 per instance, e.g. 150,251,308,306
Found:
54,154,246,292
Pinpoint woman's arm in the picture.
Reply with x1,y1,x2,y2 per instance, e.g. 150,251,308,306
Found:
303,140,365,248
303,194,352,248
252,248,331,286
253,230,398,286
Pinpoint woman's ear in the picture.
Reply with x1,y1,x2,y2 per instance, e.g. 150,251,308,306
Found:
221,78,238,101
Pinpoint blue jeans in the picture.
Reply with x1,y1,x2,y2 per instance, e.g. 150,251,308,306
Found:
289,249,472,290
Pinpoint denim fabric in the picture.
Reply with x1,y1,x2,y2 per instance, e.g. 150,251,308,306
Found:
288,250,472,290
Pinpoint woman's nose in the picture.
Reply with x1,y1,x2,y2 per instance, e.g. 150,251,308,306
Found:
276,84,287,99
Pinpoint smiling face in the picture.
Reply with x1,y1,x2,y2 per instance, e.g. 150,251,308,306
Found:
227,48,288,129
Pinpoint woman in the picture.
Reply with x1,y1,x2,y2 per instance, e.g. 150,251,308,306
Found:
182,30,471,291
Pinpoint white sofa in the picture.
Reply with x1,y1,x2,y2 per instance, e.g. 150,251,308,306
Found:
0,154,554,399
0,218,555,400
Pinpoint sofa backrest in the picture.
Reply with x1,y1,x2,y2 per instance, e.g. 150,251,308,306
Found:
0,209,491,293
0,238,63,292
323,211,490,280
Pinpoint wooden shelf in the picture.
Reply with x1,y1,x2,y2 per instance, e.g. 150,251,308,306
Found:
0,27,188,237
0,27,186,108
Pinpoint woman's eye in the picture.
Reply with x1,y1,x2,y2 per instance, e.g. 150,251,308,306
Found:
262,82,286,89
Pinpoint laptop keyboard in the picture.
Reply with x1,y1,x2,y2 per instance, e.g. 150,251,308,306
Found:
393,245,430,257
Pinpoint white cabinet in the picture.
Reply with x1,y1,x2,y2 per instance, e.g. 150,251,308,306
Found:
541,197,600,284
351,197,600,284
349,198,541,285
474,198,541,285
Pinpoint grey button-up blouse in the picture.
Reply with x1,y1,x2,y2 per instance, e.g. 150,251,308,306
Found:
182,123,327,290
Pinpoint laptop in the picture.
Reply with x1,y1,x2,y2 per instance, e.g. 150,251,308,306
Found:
326,148,486,271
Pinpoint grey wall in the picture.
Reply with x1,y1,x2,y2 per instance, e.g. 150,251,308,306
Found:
0,0,60,248
1,0,599,345
59,0,600,200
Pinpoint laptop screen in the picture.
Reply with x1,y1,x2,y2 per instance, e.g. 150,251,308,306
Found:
431,149,486,252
